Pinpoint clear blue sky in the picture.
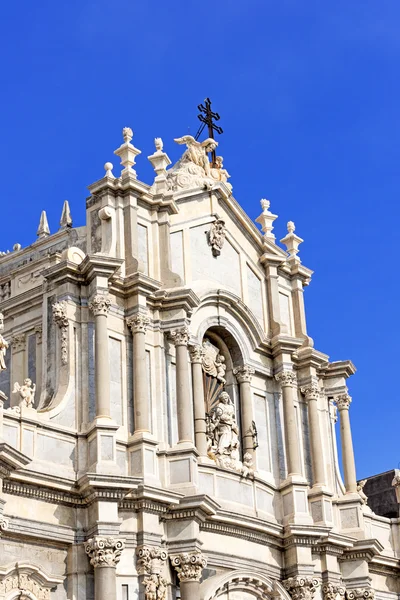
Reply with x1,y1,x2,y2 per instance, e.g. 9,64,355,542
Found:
1,1,398,478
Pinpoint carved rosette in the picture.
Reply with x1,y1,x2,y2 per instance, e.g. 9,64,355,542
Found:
170,552,207,582
322,583,346,600
335,393,352,411
301,383,320,401
127,314,150,334
283,577,320,600
189,344,204,364
234,365,255,384
11,333,26,353
53,301,68,366
169,327,190,347
346,589,375,600
89,294,111,316
275,371,297,388
85,536,125,568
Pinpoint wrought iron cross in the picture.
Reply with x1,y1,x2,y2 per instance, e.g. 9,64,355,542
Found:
195,97,223,167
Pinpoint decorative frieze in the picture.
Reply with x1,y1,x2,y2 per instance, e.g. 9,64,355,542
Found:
335,393,352,411
283,577,320,600
275,370,297,388
11,333,26,353
322,583,346,600
346,589,375,600
85,536,125,568
170,552,207,582
53,301,68,366
234,364,255,384
89,294,111,316
127,313,150,334
169,326,190,347
0,573,51,600
301,383,320,401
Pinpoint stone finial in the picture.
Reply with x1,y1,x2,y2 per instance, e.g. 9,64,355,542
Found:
84,536,125,568
170,552,207,582
280,220,304,264
154,137,163,152
114,127,141,179
255,198,278,240
37,210,50,239
148,139,171,188
13,243,21,251
104,162,115,179
283,576,320,600
60,200,73,229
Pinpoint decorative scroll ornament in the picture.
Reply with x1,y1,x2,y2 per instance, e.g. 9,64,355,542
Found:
234,364,255,384
127,314,150,334
170,552,207,582
275,371,297,388
85,536,125,568
53,301,68,366
137,546,168,600
283,577,320,600
301,383,320,401
346,589,375,600
12,379,36,408
335,393,352,411
89,294,111,316
169,326,190,346
201,339,226,383
0,313,9,372
0,514,9,531
322,583,346,600
208,219,226,257
11,333,26,353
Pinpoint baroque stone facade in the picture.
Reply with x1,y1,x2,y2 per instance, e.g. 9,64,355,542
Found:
0,126,398,600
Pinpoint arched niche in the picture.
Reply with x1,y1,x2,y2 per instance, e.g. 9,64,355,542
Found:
201,570,292,600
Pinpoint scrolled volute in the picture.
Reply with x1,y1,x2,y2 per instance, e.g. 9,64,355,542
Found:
283,576,320,600
89,294,111,316
85,536,125,568
170,552,207,582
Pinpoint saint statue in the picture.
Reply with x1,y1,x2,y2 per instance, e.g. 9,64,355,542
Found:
207,391,240,469
0,313,9,372
12,378,36,408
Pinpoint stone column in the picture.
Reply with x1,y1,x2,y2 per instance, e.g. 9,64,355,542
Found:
85,536,125,600
301,383,325,487
283,576,320,600
336,393,357,494
170,327,192,444
136,546,168,600
275,371,302,477
127,314,150,434
89,295,112,419
170,552,207,600
10,333,26,408
189,345,207,456
233,365,256,458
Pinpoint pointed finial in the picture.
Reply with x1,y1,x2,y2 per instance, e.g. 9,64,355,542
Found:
287,221,295,233
60,200,73,229
37,211,50,239
114,126,141,180
104,162,115,179
154,137,163,152
255,198,278,240
122,127,133,143
281,220,303,264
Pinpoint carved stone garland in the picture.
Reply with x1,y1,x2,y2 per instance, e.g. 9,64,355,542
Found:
137,546,168,600
85,536,125,568
53,301,68,366
283,577,320,600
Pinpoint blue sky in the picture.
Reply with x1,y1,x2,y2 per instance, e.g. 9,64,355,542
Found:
1,1,398,478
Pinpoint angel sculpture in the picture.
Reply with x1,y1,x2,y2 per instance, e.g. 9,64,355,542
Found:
12,378,36,408
0,313,8,372
173,135,218,177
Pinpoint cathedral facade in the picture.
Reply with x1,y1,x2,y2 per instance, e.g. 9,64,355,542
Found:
0,128,398,600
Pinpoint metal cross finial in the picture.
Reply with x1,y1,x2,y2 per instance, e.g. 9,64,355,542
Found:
195,97,223,167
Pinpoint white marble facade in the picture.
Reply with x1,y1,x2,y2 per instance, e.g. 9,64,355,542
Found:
0,131,398,600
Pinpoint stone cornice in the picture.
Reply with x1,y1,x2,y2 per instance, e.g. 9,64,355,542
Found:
151,288,200,315
111,272,162,298
339,539,384,563
294,347,330,371
270,335,304,358
41,259,86,287
0,442,31,476
79,254,124,284
321,360,356,380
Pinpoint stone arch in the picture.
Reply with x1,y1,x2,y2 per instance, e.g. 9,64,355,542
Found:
0,564,63,600
201,570,292,600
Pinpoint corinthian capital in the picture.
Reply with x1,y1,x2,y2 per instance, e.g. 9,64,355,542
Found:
322,583,346,600
89,294,111,316
84,536,125,568
136,546,168,576
234,365,255,383
189,344,204,363
275,370,296,388
169,327,190,347
301,383,320,401
283,577,320,600
11,333,26,353
335,393,352,411
127,314,150,334
346,589,374,600
170,552,207,582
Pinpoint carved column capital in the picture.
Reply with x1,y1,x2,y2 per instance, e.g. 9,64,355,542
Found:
170,552,207,582
34,325,43,344
169,326,190,347
189,344,204,363
234,364,255,383
84,536,125,568
283,577,320,600
89,294,111,316
11,333,26,352
127,314,150,334
322,583,346,600
346,589,375,600
275,370,297,388
335,393,352,411
136,546,168,576
301,383,320,401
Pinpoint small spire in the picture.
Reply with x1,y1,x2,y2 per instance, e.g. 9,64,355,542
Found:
154,137,163,152
287,221,295,233
114,127,141,180
37,211,50,239
60,200,73,229
255,198,278,240
104,162,115,179
280,220,303,264
148,137,171,191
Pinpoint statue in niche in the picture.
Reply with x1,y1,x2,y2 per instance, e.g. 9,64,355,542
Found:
215,353,226,383
206,391,241,470
12,378,36,408
207,219,226,257
0,313,9,372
